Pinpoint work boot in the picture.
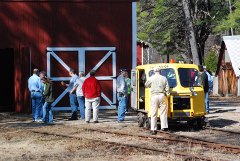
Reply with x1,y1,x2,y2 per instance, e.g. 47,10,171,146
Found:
150,130,157,135
160,128,168,132
68,117,78,121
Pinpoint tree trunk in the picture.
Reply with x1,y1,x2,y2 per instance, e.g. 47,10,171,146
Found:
182,0,200,65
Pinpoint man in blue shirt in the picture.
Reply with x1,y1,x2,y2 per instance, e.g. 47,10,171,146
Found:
28,69,43,122
61,68,79,120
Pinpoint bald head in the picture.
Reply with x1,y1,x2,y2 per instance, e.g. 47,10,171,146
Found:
79,71,85,77
33,69,39,75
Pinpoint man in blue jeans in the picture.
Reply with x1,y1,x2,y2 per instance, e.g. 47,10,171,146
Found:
70,71,86,120
61,68,79,120
116,68,128,122
41,76,54,124
28,69,43,122
39,70,47,119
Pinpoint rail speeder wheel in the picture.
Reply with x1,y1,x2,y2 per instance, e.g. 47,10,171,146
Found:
137,112,145,127
187,117,206,130
144,117,151,129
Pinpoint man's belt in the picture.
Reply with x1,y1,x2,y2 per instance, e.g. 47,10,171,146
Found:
117,92,125,97
31,90,41,93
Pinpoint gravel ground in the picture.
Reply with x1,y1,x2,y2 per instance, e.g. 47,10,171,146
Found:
0,96,240,161
175,97,240,145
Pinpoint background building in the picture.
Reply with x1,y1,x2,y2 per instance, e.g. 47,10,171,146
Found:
215,35,240,96
0,0,137,112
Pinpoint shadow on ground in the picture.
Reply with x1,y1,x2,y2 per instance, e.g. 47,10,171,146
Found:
210,108,236,114
209,118,239,128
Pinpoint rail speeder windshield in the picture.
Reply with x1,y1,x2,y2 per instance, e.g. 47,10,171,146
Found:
178,68,202,87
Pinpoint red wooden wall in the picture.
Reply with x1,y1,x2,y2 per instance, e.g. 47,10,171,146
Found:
137,42,143,65
0,0,133,112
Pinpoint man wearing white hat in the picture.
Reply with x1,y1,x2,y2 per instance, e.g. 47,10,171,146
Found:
145,67,170,135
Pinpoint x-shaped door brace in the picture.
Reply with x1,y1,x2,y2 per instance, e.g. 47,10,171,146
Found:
46,47,116,110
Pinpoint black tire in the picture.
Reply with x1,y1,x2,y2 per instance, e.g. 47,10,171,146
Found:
137,112,145,127
144,117,151,129
188,118,205,130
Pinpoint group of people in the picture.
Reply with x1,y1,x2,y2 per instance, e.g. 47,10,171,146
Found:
28,67,132,124
28,65,211,134
61,69,101,123
28,69,54,124
28,68,102,124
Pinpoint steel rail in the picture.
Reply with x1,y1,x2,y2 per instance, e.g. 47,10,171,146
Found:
156,129,240,154
29,130,215,161
206,127,240,135
84,128,240,154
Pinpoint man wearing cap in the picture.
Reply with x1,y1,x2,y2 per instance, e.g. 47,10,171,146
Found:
116,68,128,122
145,67,170,135
28,68,43,122
82,70,101,123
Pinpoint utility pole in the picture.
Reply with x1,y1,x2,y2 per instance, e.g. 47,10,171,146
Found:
182,0,200,65
228,0,234,35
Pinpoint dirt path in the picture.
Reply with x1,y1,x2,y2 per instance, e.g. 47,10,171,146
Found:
0,96,240,161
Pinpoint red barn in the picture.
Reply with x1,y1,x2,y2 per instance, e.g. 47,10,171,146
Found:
0,0,137,112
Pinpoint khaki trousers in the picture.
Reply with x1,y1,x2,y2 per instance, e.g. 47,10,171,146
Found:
151,94,168,131
85,97,100,122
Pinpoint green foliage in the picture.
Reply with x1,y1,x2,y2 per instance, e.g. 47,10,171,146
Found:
204,51,218,73
137,0,238,63
214,0,240,34
137,0,185,54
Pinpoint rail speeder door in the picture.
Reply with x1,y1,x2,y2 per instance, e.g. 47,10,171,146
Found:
131,69,137,110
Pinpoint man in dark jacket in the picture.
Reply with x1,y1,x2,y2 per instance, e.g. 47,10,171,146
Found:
41,77,55,124
199,66,209,113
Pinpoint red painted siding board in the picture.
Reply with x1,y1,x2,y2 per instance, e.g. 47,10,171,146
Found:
0,1,133,112
137,42,142,65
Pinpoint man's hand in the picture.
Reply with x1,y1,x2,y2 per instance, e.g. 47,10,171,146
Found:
61,81,66,86
165,92,170,98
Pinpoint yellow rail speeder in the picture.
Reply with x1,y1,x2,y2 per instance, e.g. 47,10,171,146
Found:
131,63,207,129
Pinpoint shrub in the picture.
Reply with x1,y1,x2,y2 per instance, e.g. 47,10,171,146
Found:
204,50,218,73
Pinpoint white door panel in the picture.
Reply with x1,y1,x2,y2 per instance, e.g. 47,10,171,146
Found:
46,47,116,111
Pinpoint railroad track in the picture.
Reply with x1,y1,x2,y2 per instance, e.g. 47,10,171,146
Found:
29,129,217,161
206,127,240,135
156,129,240,154
84,128,240,154
1,116,239,160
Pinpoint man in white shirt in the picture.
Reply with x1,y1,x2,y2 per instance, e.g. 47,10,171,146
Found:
145,67,170,135
70,71,86,120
